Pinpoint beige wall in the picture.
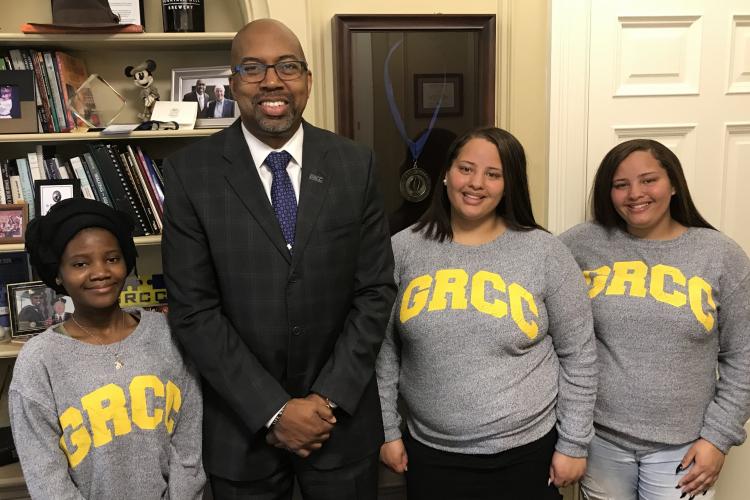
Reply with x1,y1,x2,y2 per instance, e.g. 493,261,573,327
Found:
266,0,550,225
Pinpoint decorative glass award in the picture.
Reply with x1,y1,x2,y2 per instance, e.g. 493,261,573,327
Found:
67,74,126,129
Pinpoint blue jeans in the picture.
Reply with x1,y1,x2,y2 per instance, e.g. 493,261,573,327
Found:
580,434,715,500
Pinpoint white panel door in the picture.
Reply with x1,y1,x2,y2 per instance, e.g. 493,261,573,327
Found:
587,0,750,254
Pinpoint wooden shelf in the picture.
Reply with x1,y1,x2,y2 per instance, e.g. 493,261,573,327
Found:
0,342,23,360
0,32,235,51
0,128,221,144
0,235,162,254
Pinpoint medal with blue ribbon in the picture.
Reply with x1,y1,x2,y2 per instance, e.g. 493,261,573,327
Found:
385,40,445,203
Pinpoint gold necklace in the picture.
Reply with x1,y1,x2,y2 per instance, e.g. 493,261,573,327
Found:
71,312,126,370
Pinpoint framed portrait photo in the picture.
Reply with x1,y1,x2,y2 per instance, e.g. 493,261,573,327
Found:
171,66,239,128
34,179,82,218
7,281,72,338
0,70,37,134
414,73,463,117
0,204,29,244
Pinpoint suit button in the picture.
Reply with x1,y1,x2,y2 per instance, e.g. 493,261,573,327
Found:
292,326,302,336
289,274,298,284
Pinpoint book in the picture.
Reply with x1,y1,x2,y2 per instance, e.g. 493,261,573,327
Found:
81,152,113,207
0,160,13,204
30,49,56,132
87,143,149,235
15,158,35,219
69,156,96,201
133,146,164,219
119,145,159,233
7,163,22,204
42,51,69,132
55,52,89,130
25,152,43,182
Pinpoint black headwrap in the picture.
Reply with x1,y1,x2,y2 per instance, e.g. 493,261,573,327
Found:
25,198,138,294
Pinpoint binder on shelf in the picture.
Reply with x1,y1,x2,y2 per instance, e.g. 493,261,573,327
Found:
125,145,162,230
87,143,150,236
0,161,13,204
115,145,158,234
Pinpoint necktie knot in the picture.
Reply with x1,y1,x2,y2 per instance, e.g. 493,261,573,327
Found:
266,151,293,174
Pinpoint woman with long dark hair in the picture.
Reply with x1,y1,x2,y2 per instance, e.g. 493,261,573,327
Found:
561,139,750,499
377,126,597,499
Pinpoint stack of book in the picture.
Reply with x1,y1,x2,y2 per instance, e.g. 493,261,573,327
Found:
0,48,89,133
1,143,164,235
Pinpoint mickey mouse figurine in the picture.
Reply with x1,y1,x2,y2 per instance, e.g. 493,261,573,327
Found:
124,59,160,122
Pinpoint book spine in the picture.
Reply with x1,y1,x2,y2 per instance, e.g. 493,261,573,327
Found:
33,50,58,132
52,52,74,130
88,144,148,235
112,145,153,234
19,49,48,133
0,161,13,204
134,146,164,217
15,158,35,219
54,158,70,179
119,145,158,233
82,152,113,207
43,158,59,180
8,163,22,204
43,51,68,132
69,156,96,201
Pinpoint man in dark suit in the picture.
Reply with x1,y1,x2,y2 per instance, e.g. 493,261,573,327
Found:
162,18,396,500
182,79,209,118
206,85,236,118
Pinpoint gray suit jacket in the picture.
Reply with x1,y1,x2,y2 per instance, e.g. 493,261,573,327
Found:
162,120,396,480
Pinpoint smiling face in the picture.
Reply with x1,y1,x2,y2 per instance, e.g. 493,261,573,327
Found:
610,150,676,238
230,20,312,148
57,227,128,314
195,80,206,94
445,137,505,228
214,86,225,101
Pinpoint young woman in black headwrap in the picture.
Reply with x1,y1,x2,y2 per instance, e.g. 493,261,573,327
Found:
9,198,205,499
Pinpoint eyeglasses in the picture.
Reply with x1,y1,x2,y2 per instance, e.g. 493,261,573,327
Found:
232,60,308,83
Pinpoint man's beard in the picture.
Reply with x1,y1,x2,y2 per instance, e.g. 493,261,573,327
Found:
253,104,299,134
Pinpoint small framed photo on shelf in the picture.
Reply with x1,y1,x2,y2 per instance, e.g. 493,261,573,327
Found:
414,73,463,118
171,66,239,128
7,281,72,338
34,179,82,218
0,204,29,244
0,70,38,134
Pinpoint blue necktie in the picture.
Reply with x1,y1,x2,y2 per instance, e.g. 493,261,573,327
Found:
265,151,297,249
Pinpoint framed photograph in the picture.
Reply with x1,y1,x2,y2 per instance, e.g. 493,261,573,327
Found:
171,66,239,128
34,179,82,218
0,70,37,133
7,281,73,338
0,204,29,244
414,73,463,117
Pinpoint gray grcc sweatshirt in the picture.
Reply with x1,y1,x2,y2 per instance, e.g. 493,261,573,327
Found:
560,222,750,453
9,309,205,499
376,227,598,457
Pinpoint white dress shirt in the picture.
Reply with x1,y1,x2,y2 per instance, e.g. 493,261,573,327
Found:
240,122,304,204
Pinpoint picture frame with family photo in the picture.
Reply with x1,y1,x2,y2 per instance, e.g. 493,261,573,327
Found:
7,281,74,338
171,66,239,128
0,70,37,134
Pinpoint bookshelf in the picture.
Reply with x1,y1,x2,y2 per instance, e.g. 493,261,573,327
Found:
0,2,246,495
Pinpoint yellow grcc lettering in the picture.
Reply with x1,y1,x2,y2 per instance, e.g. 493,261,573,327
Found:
606,261,648,297
649,264,687,307
58,407,92,468
470,270,508,319
130,375,165,430
164,380,182,434
688,276,716,332
81,384,132,447
400,275,433,323
508,283,539,339
583,265,611,298
428,269,468,311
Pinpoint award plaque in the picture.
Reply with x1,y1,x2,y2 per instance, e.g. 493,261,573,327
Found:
68,74,126,129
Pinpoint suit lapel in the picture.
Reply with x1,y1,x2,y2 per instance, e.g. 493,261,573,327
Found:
291,123,331,268
221,122,292,263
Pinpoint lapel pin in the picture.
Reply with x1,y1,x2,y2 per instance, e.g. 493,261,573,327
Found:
308,173,324,183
